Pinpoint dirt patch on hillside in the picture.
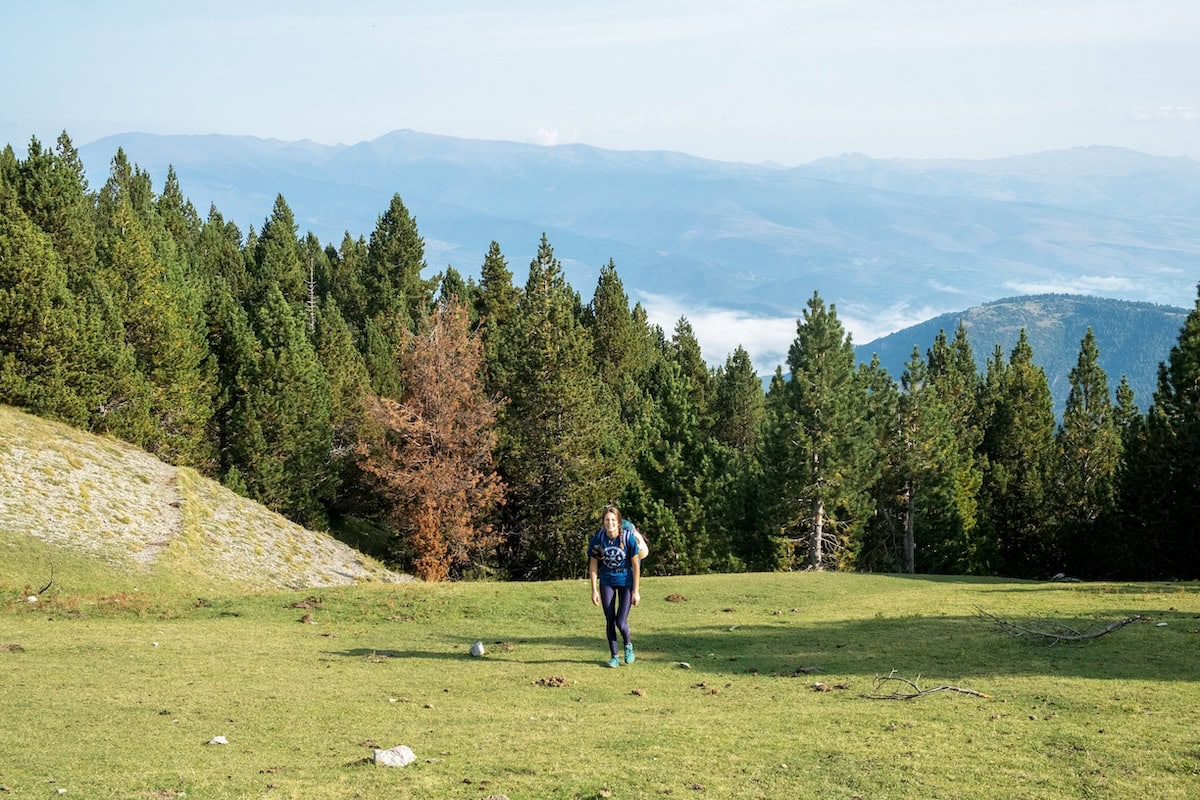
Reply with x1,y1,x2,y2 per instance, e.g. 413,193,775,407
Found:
0,406,406,589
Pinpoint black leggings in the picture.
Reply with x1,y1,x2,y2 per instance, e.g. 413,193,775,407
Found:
600,584,633,656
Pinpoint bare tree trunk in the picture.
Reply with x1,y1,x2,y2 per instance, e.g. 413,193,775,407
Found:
810,496,825,569
903,479,915,574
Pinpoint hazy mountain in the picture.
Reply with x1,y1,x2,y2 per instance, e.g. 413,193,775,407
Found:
855,294,1190,415
75,131,1200,332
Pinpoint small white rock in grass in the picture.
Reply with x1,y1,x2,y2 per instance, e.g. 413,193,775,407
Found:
26,596,38,604
678,662,692,669
1156,622,1168,627
207,736,228,745
470,640,486,657
374,744,416,767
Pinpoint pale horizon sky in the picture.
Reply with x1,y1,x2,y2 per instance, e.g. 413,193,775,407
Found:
4,1,1199,166
6,1,1198,370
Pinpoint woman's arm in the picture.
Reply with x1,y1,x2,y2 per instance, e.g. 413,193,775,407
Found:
631,555,641,605
589,557,601,605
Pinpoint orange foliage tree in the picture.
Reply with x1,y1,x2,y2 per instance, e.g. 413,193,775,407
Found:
357,299,505,580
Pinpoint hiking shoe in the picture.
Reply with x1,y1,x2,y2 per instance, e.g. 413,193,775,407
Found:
607,655,621,668
624,644,635,664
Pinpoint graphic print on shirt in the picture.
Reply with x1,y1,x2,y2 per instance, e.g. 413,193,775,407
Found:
601,540,628,572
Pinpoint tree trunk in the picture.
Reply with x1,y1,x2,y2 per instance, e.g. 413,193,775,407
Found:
903,479,915,574
810,496,825,569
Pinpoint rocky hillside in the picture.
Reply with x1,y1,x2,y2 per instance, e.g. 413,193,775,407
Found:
0,405,406,590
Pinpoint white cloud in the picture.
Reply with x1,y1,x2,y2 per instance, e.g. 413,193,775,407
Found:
637,292,946,374
534,128,560,146
1132,105,1198,122
836,301,947,346
637,292,797,373
926,279,967,295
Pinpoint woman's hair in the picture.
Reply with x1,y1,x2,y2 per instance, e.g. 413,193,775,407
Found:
602,505,623,528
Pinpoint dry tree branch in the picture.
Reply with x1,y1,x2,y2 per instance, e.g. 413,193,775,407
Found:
976,608,1142,645
864,670,992,701
37,561,55,595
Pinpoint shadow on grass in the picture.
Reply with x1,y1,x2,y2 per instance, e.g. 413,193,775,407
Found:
617,609,1200,683
325,635,604,666
321,610,1200,682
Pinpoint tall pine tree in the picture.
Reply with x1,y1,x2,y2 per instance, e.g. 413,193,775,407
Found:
495,235,625,579
761,293,876,569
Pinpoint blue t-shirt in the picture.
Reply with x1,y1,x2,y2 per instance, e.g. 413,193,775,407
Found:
589,522,639,587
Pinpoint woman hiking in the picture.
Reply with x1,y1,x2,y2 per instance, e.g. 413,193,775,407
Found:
588,505,642,667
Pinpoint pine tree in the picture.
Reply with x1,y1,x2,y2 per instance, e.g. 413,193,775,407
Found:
314,295,373,510
1055,328,1121,576
252,195,306,307
358,300,504,580
329,232,370,336
233,285,334,528
197,207,249,299
438,265,470,309
761,293,876,569
155,166,202,264
927,321,985,451
858,354,903,572
0,193,89,422
624,358,732,574
15,133,97,293
892,348,980,574
95,193,213,466
202,276,260,485
1136,285,1200,576
979,330,1058,577
669,318,712,430
364,193,434,327
474,240,521,397
495,235,625,579
710,345,764,457
361,315,404,400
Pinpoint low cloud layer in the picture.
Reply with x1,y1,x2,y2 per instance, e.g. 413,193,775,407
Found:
637,292,946,374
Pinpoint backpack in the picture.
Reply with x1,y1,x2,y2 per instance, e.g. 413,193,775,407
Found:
625,521,650,560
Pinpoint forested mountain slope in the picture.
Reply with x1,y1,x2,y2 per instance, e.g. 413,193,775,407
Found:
857,294,1190,414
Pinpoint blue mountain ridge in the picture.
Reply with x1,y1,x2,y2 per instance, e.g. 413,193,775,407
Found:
70,129,1198,411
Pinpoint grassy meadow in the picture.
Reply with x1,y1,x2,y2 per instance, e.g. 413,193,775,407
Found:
2,535,1199,799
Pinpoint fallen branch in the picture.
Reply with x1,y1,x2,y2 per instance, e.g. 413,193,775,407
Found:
37,560,55,595
865,671,991,700
977,608,1142,645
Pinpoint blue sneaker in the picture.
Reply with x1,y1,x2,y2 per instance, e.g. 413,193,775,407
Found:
607,655,621,668
624,644,635,664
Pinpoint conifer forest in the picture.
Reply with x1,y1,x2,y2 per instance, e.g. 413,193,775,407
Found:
3,134,1198,581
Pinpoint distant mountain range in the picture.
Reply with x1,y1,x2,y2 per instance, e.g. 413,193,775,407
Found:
64,129,1199,409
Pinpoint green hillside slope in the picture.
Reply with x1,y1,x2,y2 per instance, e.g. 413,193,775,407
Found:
0,405,404,593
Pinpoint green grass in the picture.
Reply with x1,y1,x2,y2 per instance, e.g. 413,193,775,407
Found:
2,568,1199,799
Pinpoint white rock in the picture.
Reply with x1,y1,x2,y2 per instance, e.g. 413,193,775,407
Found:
26,595,38,603
207,736,228,745
470,640,486,657
1155,622,1168,627
374,744,416,767
678,662,692,669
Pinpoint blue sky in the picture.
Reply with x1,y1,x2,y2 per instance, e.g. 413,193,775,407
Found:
4,0,1198,164
5,1,1198,364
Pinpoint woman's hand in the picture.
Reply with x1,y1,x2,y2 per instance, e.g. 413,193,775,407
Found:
632,589,641,606
591,589,601,606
